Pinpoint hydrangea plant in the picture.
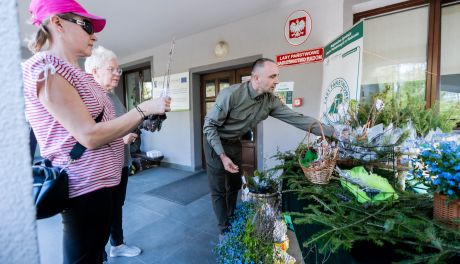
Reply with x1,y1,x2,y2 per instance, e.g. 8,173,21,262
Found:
413,141,460,199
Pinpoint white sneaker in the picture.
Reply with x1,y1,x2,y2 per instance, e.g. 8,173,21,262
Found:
109,244,142,257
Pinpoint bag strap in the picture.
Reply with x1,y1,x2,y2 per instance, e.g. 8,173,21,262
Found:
69,110,104,160
29,110,104,164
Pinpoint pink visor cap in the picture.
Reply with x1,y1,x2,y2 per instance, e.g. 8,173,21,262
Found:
29,0,106,33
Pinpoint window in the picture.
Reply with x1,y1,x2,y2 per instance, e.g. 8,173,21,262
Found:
440,3,460,119
355,0,460,128
361,6,428,105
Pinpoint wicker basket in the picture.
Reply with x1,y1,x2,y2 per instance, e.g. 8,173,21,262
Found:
298,123,338,185
433,193,460,229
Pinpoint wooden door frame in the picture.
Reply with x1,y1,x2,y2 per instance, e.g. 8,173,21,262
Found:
119,56,154,107
122,65,151,110
188,55,262,171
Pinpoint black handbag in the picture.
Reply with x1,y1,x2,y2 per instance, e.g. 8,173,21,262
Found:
31,110,104,219
32,159,69,219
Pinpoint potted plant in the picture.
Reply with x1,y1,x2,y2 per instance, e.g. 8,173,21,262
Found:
413,141,460,227
243,169,280,209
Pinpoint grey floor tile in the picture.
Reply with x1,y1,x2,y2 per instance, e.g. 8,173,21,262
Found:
136,196,184,217
161,231,217,264
121,202,164,237
37,167,218,264
107,255,146,264
125,217,202,263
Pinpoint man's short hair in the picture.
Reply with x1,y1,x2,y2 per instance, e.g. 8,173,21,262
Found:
251,58,276,74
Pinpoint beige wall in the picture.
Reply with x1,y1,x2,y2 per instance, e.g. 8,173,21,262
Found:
119,0,345,170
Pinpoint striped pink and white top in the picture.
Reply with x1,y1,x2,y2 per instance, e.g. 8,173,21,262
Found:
23,52,124,198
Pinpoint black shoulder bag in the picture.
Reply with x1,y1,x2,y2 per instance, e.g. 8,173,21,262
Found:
31,110,104,219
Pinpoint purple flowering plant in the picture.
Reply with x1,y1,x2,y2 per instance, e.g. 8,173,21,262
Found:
413,141,460,199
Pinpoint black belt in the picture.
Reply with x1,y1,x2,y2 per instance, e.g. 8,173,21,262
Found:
220,137,240,143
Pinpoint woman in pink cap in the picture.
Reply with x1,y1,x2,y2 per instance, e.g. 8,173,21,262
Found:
23,0,170,263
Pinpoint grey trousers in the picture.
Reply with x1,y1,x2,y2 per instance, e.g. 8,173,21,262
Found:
203,136,242,234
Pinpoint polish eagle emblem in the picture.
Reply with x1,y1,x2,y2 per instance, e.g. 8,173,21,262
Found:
289,18,306,38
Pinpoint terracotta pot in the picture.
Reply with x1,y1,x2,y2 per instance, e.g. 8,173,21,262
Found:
433,193,460,228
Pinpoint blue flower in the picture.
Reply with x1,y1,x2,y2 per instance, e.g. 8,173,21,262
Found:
440,172,453,180
421,150,431,158
454,172,460,181
454,163,460,171
447,189,454,196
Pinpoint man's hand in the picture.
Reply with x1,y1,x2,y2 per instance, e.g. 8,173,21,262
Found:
219,153,239,173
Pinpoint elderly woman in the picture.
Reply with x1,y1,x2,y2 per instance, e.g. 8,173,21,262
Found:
85,46,141,260
23,0,170,263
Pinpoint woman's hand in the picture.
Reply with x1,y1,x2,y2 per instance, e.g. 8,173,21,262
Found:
123,133,138,145
139,97,171,116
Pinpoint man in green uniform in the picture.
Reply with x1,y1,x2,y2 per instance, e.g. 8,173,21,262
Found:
203,58,333,238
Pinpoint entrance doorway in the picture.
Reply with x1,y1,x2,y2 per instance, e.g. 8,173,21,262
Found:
200,67,257,175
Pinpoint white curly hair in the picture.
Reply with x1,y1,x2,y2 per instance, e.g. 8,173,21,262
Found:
84,46,118,73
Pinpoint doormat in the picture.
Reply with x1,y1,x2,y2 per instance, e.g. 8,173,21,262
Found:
145,171,209,205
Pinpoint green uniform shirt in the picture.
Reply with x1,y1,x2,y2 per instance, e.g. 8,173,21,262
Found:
203,81,333,156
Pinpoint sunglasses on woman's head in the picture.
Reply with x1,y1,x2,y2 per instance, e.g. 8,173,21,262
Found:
58,16,94,35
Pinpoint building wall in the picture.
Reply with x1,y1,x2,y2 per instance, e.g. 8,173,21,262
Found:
0,0,40,263
119,0,345,170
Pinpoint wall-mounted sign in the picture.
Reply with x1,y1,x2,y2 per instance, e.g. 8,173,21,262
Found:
276,48,323,67
153,72,190,111
321,21,364,126
284,10,312,46
274,82,294,109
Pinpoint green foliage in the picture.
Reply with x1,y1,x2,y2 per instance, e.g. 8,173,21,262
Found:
273,151,460,263
242,216,274,263
347,84,460,136
245,169,279,194
373,87,460,136
215,202,276,264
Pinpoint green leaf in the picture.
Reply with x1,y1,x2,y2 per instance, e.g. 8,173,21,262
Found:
384,219,395,232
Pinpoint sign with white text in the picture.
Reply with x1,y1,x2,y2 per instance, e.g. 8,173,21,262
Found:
153,72,190,111
276,48,323,67
274,82,294,109
321,21,363,125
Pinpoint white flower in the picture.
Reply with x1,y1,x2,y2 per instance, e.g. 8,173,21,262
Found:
375,99,385,111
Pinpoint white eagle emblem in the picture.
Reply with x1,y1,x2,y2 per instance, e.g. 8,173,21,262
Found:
290,19,306,38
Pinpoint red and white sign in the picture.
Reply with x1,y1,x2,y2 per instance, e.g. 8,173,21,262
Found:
276,48,323,67
293,98,303,107
284,10,312,46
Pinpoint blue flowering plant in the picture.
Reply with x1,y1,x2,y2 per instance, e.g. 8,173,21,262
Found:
413,141,460,199
215,202,274,264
